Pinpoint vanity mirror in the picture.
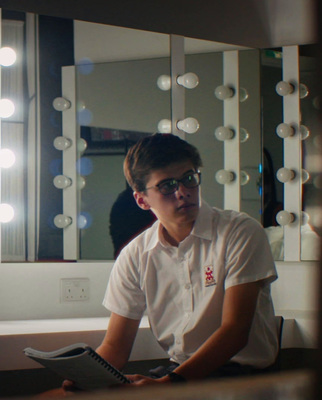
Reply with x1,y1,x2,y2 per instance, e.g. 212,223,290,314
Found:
0,9,320,262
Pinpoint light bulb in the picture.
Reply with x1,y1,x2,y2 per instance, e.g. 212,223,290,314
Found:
157,119,172,133
176,72,199,89
77,138,88,153
300,125,310,140
157,75,171,91
52,97,71,111
239,87,249,102
276,123,295,139
214,85,234,100
240,128,250,143
276,168,295,183
299,83,309,99
78,176,86,190
53,175,72,189
215,169,235,184
177,117,199,134
276,210,295,226
0,47,17,66
0,203,14,223
0,99,15,118
54,214,72,229
240,170,250,186
301,211,310,226
0,148,15,168
301,169,310,184
53,136,72,151
77,214,88,229
275,81,294,96
214,126,234,141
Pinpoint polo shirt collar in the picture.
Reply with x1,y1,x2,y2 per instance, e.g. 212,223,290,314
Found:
144,200,214,252
191,200,213,241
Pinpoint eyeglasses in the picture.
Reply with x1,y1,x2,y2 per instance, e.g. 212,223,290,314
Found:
145,171,201,195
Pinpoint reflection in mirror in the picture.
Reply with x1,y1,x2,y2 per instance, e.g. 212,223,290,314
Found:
299,47,321,260
1,11,25,261
261,47,320,261
1,11,319,262
74,21,171,259
239,50,261,222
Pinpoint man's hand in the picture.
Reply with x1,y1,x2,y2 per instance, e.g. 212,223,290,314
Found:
126,374,171,387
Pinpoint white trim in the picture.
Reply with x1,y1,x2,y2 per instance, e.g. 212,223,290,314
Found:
223,50,240,210
170,34,185,140
61,66,78,260
282,46,301,261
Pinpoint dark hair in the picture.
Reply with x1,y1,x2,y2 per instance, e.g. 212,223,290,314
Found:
124,133,203,191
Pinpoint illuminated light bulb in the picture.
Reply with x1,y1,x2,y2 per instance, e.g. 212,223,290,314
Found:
0,98,15,118
157,75,171,91
52,97,71,111
240,128,250,143
53,175,72,189
301,169,310,184
214,126,234,141
0,203,14,223
240,170,250,186
77,214,88,229
300,125,310,140
0,148,15,168
78,176,86,190
157,119,172,133
299,83,309,99
177,72,199,89
53,214,72,229
53,136,72,151
214,85,234,100
276,210,295,226
77,138,88,153
276,123,295,139
276,167,295,183
177,117,200,134
0,47,17,66
301,211,310,226
239,87,249,102
275,81,294,96
215,169,235,184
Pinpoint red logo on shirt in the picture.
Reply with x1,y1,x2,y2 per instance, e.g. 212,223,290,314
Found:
204,265,216,287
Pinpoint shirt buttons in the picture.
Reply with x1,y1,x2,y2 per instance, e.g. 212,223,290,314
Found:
184,283,191,290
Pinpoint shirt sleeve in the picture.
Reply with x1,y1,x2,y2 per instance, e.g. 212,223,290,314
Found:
102,246,146,320
224,214,278,289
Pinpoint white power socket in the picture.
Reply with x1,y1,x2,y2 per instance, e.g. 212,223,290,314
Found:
61,278,90,302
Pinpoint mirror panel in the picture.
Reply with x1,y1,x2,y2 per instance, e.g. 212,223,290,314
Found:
74,23,171,260
1,12,319,262
239,49,262,222
183,37,225,210
299,48,321,260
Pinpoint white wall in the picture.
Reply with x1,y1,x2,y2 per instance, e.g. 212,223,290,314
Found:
0,261,319,350
0,262,112,320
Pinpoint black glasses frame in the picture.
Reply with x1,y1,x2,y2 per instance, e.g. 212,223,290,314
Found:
145,171,201,195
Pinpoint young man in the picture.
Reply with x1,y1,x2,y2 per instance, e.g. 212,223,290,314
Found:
97,133,278,386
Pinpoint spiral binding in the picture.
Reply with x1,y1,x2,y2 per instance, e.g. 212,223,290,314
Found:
85,346,130,383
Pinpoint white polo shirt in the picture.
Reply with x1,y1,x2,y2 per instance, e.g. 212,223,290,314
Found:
103,201,278,368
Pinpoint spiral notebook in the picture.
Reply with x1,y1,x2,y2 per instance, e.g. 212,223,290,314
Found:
24,343,131,390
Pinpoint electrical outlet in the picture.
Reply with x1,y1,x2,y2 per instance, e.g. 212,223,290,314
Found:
61,278,90,302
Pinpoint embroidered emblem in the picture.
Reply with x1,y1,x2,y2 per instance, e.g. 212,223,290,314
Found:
204,265,216,287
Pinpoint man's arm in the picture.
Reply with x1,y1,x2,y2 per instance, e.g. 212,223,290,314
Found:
172,280,262,380
129,280,263,386
96,312,141,371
